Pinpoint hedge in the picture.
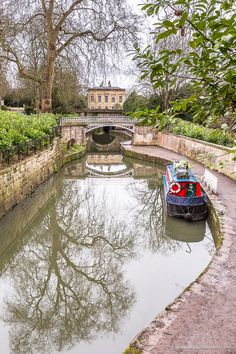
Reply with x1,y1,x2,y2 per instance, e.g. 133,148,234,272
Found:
0,111,58,162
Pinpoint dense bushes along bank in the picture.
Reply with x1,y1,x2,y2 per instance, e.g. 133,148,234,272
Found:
169,119,235,147
133,110,236,148
0,111,58,163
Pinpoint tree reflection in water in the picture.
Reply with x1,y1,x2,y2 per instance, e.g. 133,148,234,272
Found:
2,181,136,354
129,178,214,257
128,178,181,254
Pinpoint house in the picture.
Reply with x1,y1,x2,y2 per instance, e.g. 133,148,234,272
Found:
87,82,126,112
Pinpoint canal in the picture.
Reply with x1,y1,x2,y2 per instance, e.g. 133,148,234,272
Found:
0,153,215,354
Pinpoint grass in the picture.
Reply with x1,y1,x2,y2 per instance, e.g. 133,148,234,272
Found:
123,345,142,354
63,143,85,154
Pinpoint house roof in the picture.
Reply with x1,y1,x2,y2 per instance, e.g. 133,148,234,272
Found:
88,86,126,91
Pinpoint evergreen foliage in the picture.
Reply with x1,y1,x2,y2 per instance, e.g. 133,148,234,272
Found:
134,0,236,130
0,111,58,160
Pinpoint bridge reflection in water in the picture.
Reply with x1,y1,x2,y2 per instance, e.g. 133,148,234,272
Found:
63,154,161,179
0,153,215,354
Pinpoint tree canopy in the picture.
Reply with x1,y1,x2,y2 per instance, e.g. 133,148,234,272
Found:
0,0,138,112
134,0,236,130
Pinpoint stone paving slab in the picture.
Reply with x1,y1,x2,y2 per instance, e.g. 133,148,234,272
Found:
123,145,236,354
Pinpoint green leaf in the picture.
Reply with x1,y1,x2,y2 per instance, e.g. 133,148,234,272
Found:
163,20,175,29
196,20,206,31
181,101,187,111
183,58,192,66
156,29,177,41
179,12,188,27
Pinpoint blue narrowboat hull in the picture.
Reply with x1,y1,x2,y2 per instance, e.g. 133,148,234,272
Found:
163,176,208,221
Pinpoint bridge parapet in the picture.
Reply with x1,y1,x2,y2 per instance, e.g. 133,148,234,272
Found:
60,115,137,126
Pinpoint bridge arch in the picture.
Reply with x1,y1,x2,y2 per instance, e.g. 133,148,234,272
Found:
85,124,134,135
86,166,134,178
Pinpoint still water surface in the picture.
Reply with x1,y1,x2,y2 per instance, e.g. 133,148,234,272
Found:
0,154,215,354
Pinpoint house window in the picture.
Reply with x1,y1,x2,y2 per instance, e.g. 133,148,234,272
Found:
112,106,115,110
90,95,94,103
119,95,123,103
98,95,102,103
98,105,101,109
105,95,109,103
105,106,108,110
112,96,115,103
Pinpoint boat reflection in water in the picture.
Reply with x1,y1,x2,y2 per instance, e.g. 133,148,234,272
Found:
165,216,207,252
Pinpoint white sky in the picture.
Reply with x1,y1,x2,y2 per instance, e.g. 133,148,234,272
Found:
7,0,151,92
96,0,150,91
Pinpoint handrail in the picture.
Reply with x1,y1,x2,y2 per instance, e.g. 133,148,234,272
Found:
60,116,136,125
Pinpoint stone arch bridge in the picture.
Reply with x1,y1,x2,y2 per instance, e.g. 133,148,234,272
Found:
60,115,157,145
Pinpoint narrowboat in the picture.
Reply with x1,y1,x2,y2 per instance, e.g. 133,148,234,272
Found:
163,160,208,221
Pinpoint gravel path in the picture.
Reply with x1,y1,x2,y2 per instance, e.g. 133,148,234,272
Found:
123,145,236,354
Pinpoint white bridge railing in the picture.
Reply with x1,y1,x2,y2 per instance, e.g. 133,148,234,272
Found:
60,115,136,125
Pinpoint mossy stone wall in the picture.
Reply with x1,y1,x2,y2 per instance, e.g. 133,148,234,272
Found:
0,138,63,219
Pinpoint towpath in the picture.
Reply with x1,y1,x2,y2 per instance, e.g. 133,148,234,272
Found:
123,145,236,354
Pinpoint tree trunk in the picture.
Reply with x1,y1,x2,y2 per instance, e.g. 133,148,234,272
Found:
35,85,40,114
162,82,169,111
41,39,57,113
41,91,53,113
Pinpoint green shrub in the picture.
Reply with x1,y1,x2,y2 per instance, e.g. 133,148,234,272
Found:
0,111,58,162
132,109,235,147
24,105,35,115
169,119,234,147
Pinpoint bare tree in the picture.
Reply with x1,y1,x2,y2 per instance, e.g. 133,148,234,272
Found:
0,0,139,112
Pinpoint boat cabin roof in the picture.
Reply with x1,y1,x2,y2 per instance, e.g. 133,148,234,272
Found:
167,164,199,183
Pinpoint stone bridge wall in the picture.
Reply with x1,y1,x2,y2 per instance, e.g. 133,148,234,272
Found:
61,125,86,144
61,125,152,145
132,126,159,145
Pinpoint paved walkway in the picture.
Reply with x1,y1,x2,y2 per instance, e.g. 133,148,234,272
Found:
124,145,236,354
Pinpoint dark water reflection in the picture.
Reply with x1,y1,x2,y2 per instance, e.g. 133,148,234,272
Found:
0,154,215,354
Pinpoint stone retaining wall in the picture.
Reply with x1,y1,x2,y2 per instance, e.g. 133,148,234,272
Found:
0,138,63,219
0,176,58,268
133,127,236,180
132,126,158,145
156,132,236,180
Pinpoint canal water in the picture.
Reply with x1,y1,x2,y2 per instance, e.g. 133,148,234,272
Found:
0,154,215,354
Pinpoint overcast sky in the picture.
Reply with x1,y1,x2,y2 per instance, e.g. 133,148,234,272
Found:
96,0,150,91
7,0,150,92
